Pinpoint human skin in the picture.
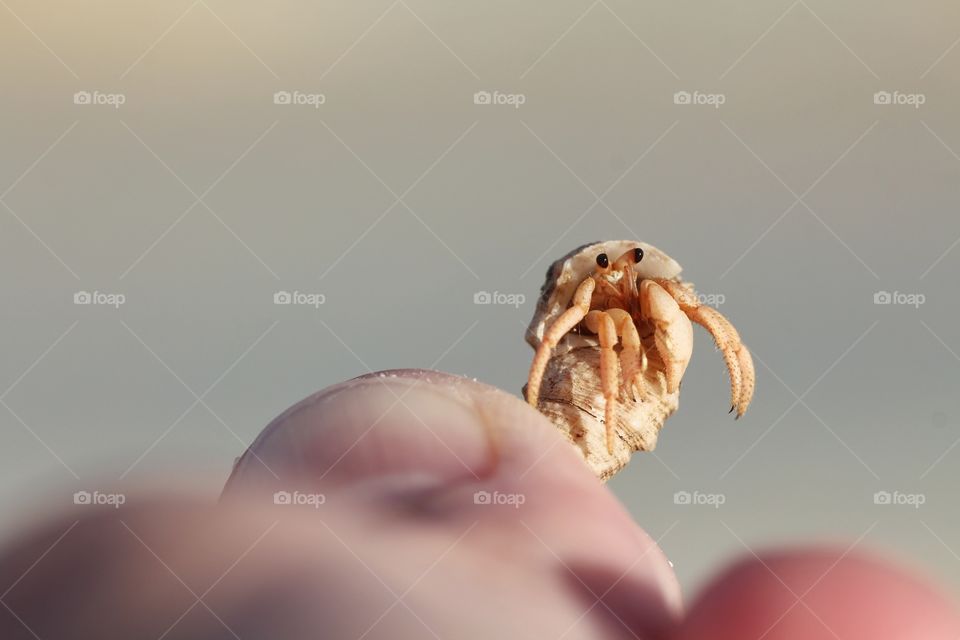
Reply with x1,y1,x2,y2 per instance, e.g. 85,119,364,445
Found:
0,370,956,639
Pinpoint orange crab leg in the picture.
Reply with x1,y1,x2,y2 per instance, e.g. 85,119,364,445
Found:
693,306,754,417
584,310,620,454
526,276,596,409
654,278,755,417
606,308,647,403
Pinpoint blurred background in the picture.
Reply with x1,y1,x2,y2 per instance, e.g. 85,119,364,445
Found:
1,0,958,598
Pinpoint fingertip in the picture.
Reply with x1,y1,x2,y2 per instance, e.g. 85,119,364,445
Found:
676,547,960,640
223,370,586,496
221,371,684,636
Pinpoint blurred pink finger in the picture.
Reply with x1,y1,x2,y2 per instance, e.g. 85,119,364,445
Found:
675,547,960,640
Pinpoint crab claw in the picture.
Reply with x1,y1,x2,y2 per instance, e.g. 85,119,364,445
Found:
639,279,693,394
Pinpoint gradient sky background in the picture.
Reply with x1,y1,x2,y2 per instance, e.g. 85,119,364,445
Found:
1,0,959,598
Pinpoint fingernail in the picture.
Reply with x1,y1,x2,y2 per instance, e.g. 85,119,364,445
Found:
223,371,498,496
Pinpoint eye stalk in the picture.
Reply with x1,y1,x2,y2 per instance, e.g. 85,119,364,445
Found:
612,246,644,271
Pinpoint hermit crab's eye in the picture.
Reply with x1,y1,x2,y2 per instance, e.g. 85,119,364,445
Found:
634,247,644,263
596,253,609,268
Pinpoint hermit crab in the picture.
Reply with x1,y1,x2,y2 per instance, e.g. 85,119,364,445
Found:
524,240,755,480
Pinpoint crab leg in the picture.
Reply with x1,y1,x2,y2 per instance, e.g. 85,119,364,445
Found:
654,279,755,417
526,276,596,409
606,308,647,402
694,306,754,417
584,310,621,454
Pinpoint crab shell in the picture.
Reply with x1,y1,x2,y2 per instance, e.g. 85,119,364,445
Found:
524,240,687,481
